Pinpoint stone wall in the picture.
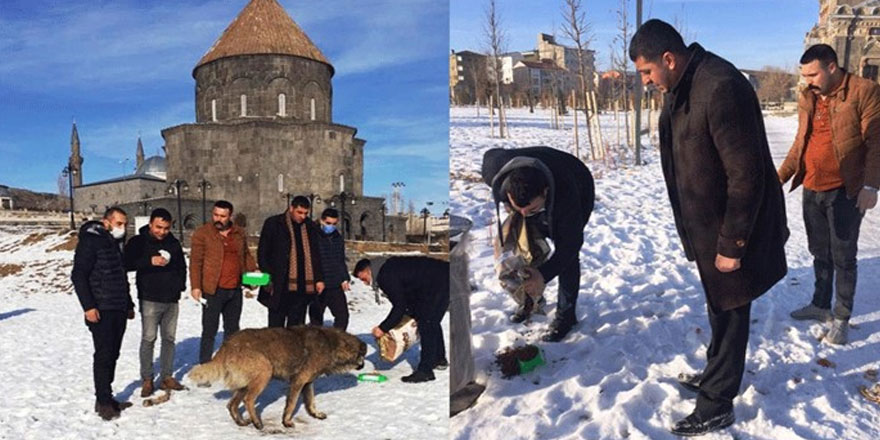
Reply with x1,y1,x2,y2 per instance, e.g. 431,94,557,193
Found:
74,177,168,215
194,55,332,123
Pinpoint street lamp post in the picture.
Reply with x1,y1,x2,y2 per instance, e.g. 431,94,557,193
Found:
196,179,212,224
167,179,189,239
380,201,386,242
329,191,356,239
306,193,322,219
420,207,431,245
61,164,77,230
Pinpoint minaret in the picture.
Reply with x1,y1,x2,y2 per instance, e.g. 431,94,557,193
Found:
69,121,83,187
136,136,145,170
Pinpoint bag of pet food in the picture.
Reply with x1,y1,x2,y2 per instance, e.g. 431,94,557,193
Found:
378,315,419,362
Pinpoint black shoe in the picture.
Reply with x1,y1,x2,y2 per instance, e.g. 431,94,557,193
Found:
402,370,436,383
111,399,133,412
677,372,702,393
434,358,449,370
94,402,120,421
509,303,533,324
541,320,575,342
670,411,735,436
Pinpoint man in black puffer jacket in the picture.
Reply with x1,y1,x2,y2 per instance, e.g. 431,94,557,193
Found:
71,207,135,421
123,208,187,397
308,208,350,330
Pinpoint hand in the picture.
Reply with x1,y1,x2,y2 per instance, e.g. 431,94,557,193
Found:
520,266,546,299
715,254,741,273
84,308,100,323
316,281,325,294
776,168,785,185
341,281,350,291
857,188,878,214
151,256,168,266
191,288,202,302
372,326,385,339
127,309,135,320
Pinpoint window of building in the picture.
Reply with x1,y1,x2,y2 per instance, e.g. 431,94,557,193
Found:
240,94,247,117
310,98,316,121
211,99,217,122
278,93,286,116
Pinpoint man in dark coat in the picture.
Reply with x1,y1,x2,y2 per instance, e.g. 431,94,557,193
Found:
123,208,187,397
258,195,325,327
354,256,449,383
308,208,350,330
481,146,594,342
630,19,788,436
71,206,135,421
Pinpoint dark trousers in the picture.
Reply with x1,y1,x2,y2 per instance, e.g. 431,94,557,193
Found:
803,188,862,320
199,288,242,364
555,256,581,324
415,294,450,373
268,293,313,328
86,310,127,404
308,287,350,330
695,301,751,417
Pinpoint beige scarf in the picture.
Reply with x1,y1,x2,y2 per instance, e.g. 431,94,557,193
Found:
285,212,315,294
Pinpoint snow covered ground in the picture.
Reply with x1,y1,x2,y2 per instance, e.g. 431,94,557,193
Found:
450,106,880,439
0,228,448,439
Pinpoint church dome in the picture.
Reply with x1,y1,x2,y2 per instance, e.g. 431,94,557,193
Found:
134,156,167,179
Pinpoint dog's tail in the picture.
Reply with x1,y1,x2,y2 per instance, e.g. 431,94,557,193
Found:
188,350,228,387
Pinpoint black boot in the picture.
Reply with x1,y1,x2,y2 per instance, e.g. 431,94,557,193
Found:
541,319,575,342
670,410,735,436
509,298,534,324
434,358,449,370
402,370,436,383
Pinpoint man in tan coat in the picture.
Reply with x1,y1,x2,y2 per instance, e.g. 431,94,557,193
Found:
779,44,880,344
190,200,256,363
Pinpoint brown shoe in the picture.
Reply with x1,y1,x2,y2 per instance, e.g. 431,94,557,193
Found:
159,376,185,391
95,402,120,421
140,378,154,398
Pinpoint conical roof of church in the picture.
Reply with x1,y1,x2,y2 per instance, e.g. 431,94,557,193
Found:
195,0,331,73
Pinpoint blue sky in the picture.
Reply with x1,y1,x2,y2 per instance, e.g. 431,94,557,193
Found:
0,0,449,211
451,0,819,72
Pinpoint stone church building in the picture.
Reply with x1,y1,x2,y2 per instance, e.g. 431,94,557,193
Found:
72,0,405,242
806,0,880,81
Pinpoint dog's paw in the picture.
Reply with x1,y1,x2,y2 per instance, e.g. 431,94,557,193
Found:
282,418,295,428
310,411,327,420
253,420,264,430
234,417,250,427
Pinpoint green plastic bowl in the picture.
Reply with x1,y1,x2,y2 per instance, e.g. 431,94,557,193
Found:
242,272,271,286
517,348,545,374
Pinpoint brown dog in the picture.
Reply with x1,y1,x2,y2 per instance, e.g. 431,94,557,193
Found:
188,326,367,430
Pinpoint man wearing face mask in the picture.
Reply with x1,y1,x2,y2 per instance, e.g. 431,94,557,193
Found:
779,44,880,345
308,208,350,330
257,196,325,327
630,19,788,435
481,146,594,342
72,206,135,421
190,200,256,364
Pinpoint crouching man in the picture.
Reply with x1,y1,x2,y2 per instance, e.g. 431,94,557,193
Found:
353,257,449,383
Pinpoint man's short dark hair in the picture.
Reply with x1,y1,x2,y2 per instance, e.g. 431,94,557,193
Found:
103,206,127,219
629,19,687,62
149,208,172,223
353,258,371,277
503,167,548,207
800,44,839,67
291,195,310,209
213,200,234,213
321,208,339,219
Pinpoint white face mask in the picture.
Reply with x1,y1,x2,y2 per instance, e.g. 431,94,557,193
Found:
110,227,126,239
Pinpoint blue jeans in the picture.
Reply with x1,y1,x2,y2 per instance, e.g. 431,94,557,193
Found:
803,188,862,320
139,300,179,381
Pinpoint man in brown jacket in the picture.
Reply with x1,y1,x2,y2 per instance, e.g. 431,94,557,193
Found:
190,200,256,364
780,44,880,344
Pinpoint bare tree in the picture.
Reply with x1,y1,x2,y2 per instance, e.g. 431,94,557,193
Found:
57,172,68,197
483,0,508,138
560,0,596,161
756,66,796,105
612,0,632,150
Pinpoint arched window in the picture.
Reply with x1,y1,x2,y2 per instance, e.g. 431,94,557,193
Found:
211,99,217,122
240,94,247,117
310,98,316,121
278,94,287,116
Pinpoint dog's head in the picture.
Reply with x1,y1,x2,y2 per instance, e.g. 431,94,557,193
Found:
329,329,368,373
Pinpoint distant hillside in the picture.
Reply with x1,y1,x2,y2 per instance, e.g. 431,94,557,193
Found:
4,186,68,211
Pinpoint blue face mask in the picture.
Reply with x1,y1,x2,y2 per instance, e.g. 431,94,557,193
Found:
322,224,337,234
